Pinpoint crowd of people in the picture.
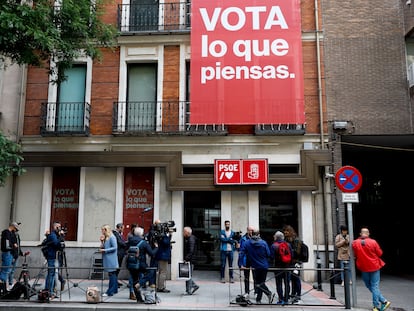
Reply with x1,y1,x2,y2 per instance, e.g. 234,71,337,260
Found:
0,220,391,311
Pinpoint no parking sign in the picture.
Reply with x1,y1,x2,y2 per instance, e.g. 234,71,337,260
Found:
335,166,362,193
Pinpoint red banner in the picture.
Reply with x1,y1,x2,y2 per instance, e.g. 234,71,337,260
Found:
190,0,304,124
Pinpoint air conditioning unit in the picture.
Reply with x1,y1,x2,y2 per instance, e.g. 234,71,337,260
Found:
408,63,414,88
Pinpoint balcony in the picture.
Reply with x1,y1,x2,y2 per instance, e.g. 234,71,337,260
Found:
117,2,190,34
40,102,91,136
112,101,227,135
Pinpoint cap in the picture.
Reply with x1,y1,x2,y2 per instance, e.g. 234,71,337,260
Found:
274,231,284,240
10,222,20,231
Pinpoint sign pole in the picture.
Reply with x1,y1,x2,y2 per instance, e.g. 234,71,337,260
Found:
346,202,357,307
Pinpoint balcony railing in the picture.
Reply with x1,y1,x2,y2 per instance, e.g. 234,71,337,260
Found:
40,102,91,136
112,101,227,135
117,2,190,33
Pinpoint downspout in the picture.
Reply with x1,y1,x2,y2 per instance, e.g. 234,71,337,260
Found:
314,0,330,269
10,64,27,221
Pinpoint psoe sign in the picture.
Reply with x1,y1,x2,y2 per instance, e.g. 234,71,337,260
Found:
215,159,268,185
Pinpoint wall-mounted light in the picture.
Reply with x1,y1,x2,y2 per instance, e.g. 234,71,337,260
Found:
332,121,348,130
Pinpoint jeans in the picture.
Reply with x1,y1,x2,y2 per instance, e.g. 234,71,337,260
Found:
106,271,118,296
274,269,290,302
220,251,234,279
8,257,18,285
339,260,352,282
290,271,301,297
185,263,197,294
361,270,386,308
0,252,13,282
45,259,57,294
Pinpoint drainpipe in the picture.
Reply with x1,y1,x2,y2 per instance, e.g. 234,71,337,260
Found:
314,0,331,269
10,64,27,221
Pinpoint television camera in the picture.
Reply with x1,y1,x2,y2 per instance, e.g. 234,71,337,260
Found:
151,220,176,243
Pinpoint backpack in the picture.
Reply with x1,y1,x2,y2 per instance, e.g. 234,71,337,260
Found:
126,240,144,270
40,238,49,259
274,241,292,264
298,241,309,263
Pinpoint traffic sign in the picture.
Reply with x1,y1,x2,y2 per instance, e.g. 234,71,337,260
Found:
335,166,362,193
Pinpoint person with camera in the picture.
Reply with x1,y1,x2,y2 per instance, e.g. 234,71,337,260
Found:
44,221,65,299
153,219,173,293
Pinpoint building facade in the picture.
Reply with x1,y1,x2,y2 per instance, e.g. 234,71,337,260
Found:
4,0,412,280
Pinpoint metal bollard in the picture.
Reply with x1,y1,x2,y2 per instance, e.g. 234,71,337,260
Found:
343,261,351,309
329,261,336,299
316,257,322,291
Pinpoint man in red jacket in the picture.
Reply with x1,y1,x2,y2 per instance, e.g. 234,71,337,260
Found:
352,227,390,311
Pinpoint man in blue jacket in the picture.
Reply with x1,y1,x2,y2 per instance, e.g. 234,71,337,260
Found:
238,229,275,304
44,221,64,298
220,220,236,283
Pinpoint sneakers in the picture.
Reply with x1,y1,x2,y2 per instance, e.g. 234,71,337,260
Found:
267,292,275,304
373,307,379,311
191,285,199,294
380,301,391,311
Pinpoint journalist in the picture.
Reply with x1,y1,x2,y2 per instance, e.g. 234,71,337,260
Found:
44,221,65,299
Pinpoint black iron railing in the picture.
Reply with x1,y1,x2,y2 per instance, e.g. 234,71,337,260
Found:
40,102,91,136
112,101,227,135
117,2,191,33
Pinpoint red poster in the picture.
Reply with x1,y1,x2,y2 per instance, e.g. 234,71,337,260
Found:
123,168,154,238
215,159,242,184
51,167,80,241
190,0,304,124
242,159,268,184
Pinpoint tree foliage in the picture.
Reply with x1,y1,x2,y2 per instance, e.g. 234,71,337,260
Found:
0,132,25,187
0,0,118,82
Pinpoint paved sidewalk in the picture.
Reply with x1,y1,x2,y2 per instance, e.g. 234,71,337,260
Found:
0,270,413,311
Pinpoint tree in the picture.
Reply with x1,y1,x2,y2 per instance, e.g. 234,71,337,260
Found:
0,132,25,187
0,0,118,82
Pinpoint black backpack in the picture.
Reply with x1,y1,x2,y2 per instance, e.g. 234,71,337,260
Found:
0,282,26,300
126,240,144,270
298,240,309,263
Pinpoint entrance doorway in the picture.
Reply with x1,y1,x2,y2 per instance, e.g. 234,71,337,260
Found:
184,191,221,269
259,191,298,245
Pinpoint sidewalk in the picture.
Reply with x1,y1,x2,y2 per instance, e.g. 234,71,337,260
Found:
1,270,413,311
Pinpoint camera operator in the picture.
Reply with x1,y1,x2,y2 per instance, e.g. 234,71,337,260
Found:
153,219,173,293
44,221,65,299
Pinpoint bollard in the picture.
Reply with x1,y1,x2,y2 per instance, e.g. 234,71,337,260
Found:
329,261,336,299
316,257,322,291
343,261,351,309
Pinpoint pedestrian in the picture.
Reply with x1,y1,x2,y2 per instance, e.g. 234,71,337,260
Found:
219,220,236,283
238,229,275,304
283,224,302,303
154,220,173,293
271,231,292,305
183,226,199,295
238,225,255,295
126,226,158,302
352,227,391,311
0,222,20,290
112,223,127,287
145,220,160,289
44,221,65,299
99,224,119,297
8,222,23,289
335,225,351,286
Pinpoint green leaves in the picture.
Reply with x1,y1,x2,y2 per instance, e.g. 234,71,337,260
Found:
0,132,25,187
0,0,118,82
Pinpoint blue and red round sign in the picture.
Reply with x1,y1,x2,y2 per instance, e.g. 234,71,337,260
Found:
335,166,362,193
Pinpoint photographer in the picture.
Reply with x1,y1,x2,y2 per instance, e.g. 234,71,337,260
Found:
153,219,173,293
44,221,65,299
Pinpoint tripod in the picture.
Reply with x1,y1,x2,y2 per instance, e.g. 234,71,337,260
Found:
57,250,71,298
18,253,38,299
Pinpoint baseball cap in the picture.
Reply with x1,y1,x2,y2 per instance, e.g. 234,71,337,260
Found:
10,222,20,231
